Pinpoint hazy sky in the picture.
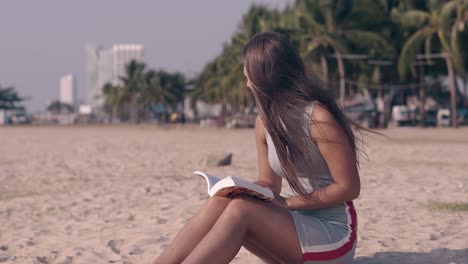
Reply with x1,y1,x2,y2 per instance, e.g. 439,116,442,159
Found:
0,0,291,112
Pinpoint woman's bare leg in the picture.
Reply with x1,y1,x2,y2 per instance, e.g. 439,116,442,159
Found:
154,196,284,264
243,239,282,264
153,196,230,264
181,197,303,264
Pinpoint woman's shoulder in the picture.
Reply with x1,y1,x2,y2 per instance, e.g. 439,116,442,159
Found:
306,101,335,123
305,101,335,123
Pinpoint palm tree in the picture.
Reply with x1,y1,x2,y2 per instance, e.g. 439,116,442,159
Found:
155,70,186,109
141,70,178,122
193,5,284,118
119,60,147,123
47,100,73,114
102,83,126,123
451,1,468,108
396,0,467,127
0,85,24,110
294,0,394,101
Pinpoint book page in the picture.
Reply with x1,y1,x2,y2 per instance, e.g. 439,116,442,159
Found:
210,176,274,201
193,171,221,194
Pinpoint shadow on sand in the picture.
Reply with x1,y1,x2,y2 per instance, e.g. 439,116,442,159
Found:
354,248,468,264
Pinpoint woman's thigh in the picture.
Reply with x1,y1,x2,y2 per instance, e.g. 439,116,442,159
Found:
226,197,303,264
243,239,282,264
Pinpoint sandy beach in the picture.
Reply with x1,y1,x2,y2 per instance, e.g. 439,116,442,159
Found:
0,125,467,264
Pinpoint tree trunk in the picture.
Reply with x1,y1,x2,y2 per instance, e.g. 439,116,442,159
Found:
220,96,227,127
334,49,346,102
130,95,139,124
464,77,467,107
444,53,458,127
383,91,391,128
419,63,426,127
145,104,151,122
320,51,328,88
112,105,118,124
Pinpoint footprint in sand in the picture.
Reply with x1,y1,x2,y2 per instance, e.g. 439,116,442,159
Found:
129,247,144,255
56,256,73,264
157,217,168,224
34,256,53,264
160,206,171,211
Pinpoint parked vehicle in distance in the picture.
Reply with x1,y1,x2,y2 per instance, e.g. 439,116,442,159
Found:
391,105,411,126
456,108,468,125
437,109,450,126
437,108,468,126
423,109,438,127
343,102,377,128
225,113,256,128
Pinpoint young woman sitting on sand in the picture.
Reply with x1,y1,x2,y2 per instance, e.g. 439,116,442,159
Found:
154,31,361,264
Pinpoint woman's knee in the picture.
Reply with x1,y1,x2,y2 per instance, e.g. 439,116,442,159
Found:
205,196,231,208
223,196,258,219
196,196,231,215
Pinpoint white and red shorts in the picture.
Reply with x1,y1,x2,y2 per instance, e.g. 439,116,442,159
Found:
289,201,357,263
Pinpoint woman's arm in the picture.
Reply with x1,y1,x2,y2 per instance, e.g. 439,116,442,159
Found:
285,104,361,211
253,115,283,194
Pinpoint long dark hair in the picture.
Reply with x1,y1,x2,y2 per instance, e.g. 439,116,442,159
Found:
242,31,359,197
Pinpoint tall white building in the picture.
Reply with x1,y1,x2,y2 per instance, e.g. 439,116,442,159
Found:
112,44,144,85
85,43,144,109
85,44,100,107
60,74,76,106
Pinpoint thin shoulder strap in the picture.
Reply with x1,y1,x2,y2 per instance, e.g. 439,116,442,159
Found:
304,101,318,138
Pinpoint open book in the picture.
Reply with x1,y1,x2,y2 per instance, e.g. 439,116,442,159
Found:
193,171,274,201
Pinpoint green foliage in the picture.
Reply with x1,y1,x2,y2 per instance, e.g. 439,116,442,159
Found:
190,0,468,108
0,85,25,110
46,100,73,114
427,201,468,212
97,0,468,123
101,60,187,123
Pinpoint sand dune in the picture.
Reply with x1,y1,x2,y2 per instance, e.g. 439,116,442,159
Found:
0,125,467,263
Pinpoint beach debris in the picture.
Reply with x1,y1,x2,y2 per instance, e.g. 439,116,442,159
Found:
107,240,123,255
35,256,50,264
217,153,233,166
198,152,233,168
0,257,9,263
0,245,7,251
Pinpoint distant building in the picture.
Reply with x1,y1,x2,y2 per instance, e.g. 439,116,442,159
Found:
111,44,144,85
97,48,114,97
85,43,144,110
60,74,76,106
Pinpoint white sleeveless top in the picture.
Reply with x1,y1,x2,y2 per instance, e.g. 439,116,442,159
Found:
264,102,335,196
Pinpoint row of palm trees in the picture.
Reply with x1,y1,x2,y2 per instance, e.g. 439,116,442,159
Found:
193,0,468,127
0,85,24,110
102,60,186,123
